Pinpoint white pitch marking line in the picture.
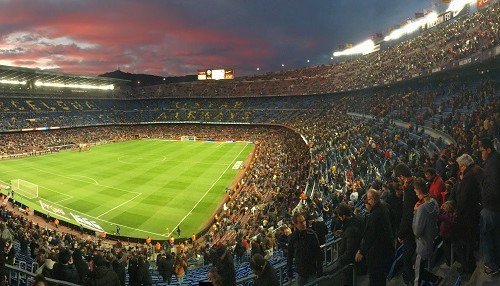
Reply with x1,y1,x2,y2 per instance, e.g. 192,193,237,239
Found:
67,175,98,185
27,167,141,195
170,143,249,233
96,192,143,219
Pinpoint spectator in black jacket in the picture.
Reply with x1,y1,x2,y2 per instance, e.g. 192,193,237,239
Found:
336,202,364,286
215,243,236,286
394,163,418,285
135,255,152,286
355,189,394,286
128,254,152,286
479,138,500,276
156,251,173,284
385,182,403,238
111,253,127,286
453,153,482,274
287,212,323,286
72,248,90,283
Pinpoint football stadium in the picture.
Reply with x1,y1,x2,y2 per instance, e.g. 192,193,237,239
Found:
0,1,499,286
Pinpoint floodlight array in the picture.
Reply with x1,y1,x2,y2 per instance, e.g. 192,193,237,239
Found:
333,40,376,57
34,81,114,90
332,0,475,58
0,79,26,85
384,12,438,42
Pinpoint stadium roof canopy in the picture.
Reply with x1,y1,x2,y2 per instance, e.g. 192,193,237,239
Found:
0,65,129,86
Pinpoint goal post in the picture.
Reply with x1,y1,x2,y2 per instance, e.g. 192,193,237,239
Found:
180,136,196,142
10,179,39,199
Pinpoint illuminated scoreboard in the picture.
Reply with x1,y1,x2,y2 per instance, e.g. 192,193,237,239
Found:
197,69,234,80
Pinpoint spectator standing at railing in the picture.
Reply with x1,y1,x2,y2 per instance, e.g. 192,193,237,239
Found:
355,189,394,286
478,138,500,276
287,212,323,286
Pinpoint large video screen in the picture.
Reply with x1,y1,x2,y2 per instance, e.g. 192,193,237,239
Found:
197,69,234,80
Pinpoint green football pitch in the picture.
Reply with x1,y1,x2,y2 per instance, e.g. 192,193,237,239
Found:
0,140,253,240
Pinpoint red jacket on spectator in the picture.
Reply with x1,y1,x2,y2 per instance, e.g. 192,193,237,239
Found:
428,174,446,206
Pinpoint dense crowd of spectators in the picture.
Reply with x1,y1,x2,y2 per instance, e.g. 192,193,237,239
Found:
0,72,497,285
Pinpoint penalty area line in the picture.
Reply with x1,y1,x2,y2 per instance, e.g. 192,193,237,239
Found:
170,143,249,235
96,192,143,219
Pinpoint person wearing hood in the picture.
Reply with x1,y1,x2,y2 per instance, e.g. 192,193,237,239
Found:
412,178,441,286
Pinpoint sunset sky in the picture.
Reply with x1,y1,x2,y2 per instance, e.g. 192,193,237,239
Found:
0,0,434,76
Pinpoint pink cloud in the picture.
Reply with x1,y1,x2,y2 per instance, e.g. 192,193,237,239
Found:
0,1,283,76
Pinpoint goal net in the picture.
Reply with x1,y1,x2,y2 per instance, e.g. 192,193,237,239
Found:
180,136,196,142
10,179,39,199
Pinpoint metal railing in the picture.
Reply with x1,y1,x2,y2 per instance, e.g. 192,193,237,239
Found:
236,236,342,286
5,263,80,286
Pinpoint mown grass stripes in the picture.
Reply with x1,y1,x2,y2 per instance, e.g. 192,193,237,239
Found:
0,140,253,239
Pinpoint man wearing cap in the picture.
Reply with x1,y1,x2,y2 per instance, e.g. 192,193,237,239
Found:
287,212,323,285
